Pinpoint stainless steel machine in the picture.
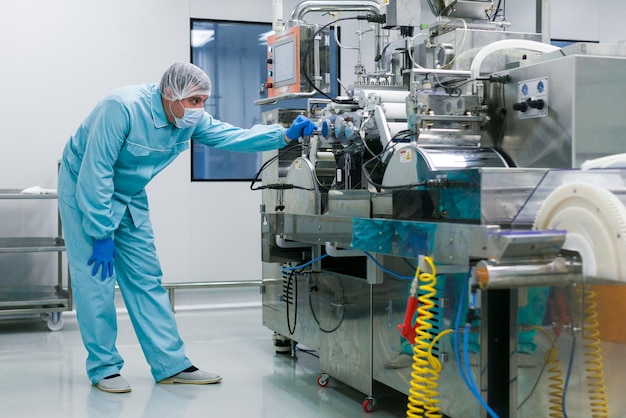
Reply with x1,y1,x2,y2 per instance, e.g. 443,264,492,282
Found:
259,1,626,416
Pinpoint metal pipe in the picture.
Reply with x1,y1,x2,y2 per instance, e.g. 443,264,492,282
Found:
290,0,381,22
163,280,263,312
536,0,551,44
276,234,313,248
476,257,582,289
324,241,362,257
163,280,262,290
289,1,383,80
541,0,551,44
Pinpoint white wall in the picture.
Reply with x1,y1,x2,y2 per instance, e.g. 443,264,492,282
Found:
504,0,626,44
0,0,192,285
2,0,626,287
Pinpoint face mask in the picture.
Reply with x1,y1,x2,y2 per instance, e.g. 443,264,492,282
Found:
171,101,204,128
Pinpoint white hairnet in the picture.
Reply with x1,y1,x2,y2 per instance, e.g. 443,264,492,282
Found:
159,62,212,101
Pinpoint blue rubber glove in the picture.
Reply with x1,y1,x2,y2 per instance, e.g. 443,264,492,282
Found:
88,237,115,280
285,115,316,141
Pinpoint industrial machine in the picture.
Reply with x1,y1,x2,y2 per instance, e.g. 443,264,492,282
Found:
259,1,626,416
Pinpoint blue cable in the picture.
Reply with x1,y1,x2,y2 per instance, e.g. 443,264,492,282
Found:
562,334,576,418
281,251,414,281
454,269,500,418
363,251,414,280
453,271,475,398
463,323,500,418
281,253,329,271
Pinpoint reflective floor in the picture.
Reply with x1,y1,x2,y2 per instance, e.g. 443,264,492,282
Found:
0,288,407,418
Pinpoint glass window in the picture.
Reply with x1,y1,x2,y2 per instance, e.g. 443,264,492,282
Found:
191,19,339,181
191,19,272,181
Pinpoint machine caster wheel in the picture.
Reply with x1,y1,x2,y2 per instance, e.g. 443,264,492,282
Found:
317,374,329,387
40,313,50,322
272,332,292,354
362,397,376,413
46,312,64,331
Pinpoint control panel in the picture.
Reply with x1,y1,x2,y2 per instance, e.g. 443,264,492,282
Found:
265,25,330,99
514,77,548,119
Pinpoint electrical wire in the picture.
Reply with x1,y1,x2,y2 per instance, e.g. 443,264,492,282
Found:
363,251,413,280
295,345,320,358
332,20,359,51
517,326,564,417
491,0,504,22
281,253,329,272
361,130,427,191
422,71,463,97
358,114,380,158
284,268,298,335
302,16,369,103
453,271,473,395
283,251,416,281
309,279,346,334
453,268,500,418
278,251,345,333
562,334,576,418
462,322,499,418
517,361,547,410
407,33,429,69
250,141,314,191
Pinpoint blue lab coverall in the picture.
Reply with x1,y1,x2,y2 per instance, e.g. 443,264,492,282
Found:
58,83,286,383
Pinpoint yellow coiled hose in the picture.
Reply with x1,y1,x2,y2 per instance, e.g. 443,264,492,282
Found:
531,326,565,417
406,257,442,418
583,287,609,417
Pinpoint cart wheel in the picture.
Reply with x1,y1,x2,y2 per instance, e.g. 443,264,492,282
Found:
47,312,64,331
362,397,376,413
40,313,50,322
317,374,329,387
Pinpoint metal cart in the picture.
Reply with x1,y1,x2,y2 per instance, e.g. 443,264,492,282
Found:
0,189,71,330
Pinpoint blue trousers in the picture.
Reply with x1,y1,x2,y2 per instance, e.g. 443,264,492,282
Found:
58,165,192,383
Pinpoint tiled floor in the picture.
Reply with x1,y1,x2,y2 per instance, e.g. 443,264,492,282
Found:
0,288,407,418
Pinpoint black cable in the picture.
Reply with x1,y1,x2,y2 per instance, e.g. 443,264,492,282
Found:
295,345,320,358
517,357,548,409
249,140,301,190
284,268,298,335
447,78,474,91
361,130,429,191
424,72,463,97
249,141,316,192
308,281,345,333
492,0,504,22
302,16,369,103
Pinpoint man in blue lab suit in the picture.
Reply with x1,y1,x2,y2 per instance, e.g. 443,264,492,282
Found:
58,62,315,393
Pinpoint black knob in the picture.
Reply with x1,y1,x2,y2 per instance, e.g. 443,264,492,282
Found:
528,99,545,110
513,101,528,112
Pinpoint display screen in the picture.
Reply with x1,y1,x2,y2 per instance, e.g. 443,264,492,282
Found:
272,37,296,87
